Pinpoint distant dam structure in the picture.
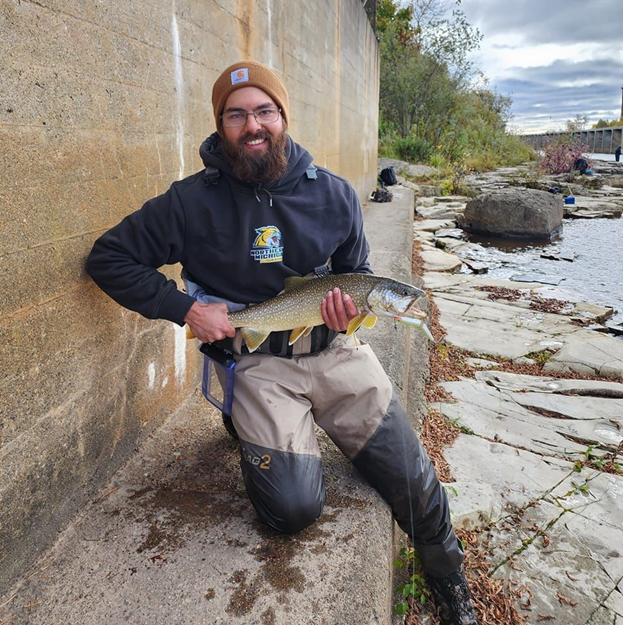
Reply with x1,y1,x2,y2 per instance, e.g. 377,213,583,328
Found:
522,126,623,153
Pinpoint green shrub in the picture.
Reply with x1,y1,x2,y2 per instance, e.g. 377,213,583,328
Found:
396,135,435,163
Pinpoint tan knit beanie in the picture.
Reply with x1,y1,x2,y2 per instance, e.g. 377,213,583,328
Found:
212,61,289,135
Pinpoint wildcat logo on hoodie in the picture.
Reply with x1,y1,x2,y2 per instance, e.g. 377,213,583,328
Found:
250,225,283,263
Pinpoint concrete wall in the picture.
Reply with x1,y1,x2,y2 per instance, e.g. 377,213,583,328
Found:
0,0,379,593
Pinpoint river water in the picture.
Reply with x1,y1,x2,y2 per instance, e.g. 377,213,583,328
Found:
466,217,623,326
462,155,623,327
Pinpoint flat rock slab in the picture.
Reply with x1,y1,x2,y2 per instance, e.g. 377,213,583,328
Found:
444,421,623,624
434,228,466,239
413,230,436,243
416,205,465,219
545,332,623,380
438,371,623,457
420,248,463,273
424,273,623,379
431,291,577,359
444,481,499,531
565,196,623,219
413,218,456,232
510,273,565,285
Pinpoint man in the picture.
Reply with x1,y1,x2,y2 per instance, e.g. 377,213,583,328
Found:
86,61,477,624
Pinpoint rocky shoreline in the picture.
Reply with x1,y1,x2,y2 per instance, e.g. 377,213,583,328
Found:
394,158,623,624
378,157,623,344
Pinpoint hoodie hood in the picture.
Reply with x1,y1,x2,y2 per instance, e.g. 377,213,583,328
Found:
199,132,313,195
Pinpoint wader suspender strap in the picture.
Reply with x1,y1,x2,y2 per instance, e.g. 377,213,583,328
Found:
204,165,220,185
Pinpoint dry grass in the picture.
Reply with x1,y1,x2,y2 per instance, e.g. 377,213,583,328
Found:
456,530,529,625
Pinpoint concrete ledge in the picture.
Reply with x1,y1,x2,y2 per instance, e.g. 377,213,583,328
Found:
0,188,420,625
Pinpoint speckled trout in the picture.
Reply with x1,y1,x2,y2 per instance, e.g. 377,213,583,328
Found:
193,273,432,353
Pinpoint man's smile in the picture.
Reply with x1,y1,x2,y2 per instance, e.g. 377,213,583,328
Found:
245,137,268,150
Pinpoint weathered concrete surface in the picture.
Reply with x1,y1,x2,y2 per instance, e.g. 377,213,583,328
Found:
0,190,422,624
1,0,380,595
0,392,394,625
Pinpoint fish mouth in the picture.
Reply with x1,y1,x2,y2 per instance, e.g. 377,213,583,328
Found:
405,304,427,320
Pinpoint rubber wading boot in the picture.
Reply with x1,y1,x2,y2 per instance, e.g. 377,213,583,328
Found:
221,412,239,440
426,568,478,625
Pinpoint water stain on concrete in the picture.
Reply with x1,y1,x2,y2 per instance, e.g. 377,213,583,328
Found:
226,568,261,616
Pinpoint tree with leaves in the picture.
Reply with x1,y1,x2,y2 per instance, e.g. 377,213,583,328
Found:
377,0,534,171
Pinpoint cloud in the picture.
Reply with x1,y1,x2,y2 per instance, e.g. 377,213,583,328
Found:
462,0,623,46
459,0,623,131
494,63,622,132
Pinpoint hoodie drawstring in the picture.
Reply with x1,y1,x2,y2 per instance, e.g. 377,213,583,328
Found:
254,185,273,207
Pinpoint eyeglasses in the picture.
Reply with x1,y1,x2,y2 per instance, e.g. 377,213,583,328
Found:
221,107,282,128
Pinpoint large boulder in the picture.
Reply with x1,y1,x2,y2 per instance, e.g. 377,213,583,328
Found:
458,188,563,239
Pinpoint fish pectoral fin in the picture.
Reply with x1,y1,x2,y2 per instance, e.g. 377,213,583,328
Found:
346,312,370,336
240,328,270,353
362,314,377,329
288,326,313,345
283,276,308,291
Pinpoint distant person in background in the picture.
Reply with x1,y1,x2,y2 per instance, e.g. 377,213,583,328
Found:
615,145,621,162
573,157,589,174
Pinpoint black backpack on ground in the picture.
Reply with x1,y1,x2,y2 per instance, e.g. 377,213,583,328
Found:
371,187,393,203
379,166,397,186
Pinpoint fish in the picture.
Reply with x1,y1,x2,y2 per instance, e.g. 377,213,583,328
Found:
189,273,433,352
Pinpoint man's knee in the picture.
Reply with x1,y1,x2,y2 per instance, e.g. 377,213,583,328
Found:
256,493,325,534
238,443,326,534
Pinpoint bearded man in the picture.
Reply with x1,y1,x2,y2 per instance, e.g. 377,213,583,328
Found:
86,61,477,625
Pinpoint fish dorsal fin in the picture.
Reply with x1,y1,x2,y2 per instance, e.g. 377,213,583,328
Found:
240,328,271,353
288,326,314,345
362,314,377,329
284,276,308,291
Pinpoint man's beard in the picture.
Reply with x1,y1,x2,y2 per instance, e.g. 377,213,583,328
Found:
221,129,289,185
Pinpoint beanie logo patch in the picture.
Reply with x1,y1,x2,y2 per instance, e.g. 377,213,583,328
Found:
231,68,249,85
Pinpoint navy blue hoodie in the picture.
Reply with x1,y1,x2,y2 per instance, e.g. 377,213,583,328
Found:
86,133,371,326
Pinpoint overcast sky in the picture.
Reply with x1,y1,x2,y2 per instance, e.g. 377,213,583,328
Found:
458,0,623,134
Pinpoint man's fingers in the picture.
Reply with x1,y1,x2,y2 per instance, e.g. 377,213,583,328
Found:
184,301,236,343
331,288,349,328
322,290,337,328
343,293,358,317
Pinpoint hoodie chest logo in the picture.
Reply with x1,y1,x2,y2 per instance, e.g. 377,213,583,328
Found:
250,226,283,264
